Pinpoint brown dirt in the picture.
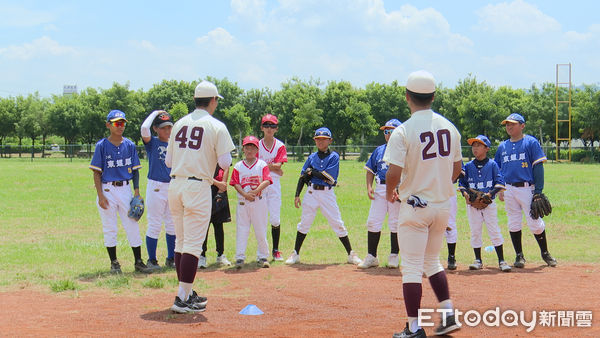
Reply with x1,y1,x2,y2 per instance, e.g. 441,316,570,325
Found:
1,263,599,337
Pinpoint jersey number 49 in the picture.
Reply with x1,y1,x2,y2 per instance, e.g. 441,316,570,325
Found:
175,126,204,149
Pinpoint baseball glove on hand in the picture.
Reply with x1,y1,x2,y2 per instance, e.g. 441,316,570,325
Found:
530,193,552,219
467,188,492,210
128,195,145,221
212,192,227,215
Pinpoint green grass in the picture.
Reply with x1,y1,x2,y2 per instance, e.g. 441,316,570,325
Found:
0,158,598,293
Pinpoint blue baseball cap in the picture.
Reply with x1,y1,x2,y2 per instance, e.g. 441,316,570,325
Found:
313,127,332,139
467,135,491,148
106,110,127,122
501,113,525,125
380,118,402,130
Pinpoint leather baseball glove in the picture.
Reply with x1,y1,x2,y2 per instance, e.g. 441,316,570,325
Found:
466,188,492,210
530,193,552,219
212,192,227,215
128,195,145,221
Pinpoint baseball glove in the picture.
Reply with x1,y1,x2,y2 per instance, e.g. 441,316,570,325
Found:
128,195,145,221
530,193,552,219
467,188,492,210
212,192,227,215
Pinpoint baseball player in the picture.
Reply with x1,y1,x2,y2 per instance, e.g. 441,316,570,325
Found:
384,71,462,337
494,113,557,268
358,118,402,269
90,109,153,274
165,80,235,314
458,135,511,272
230,136,273,269
258,114,288,261
140,110,175,270
285,127,362,266
198,165,232,268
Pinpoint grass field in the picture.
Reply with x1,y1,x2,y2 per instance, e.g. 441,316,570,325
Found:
1,158,598,294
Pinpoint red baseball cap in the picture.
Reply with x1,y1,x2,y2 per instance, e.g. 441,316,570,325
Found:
242,135,260,148
261,114,278,125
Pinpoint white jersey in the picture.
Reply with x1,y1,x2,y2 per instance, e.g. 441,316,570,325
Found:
230,158,273,198
258,138,287,179
166,109,235,182
383,109,462,203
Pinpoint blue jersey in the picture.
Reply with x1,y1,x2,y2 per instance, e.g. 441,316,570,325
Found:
494,135,546,184
90,137,142,182
144,136,171,183
364,144,389,183
301,150,339,187
459,158,505,196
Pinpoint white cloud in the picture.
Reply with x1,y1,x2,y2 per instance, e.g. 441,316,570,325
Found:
130,40,156,51
476,0,560,35
0,36,78,60
196,27,235,46
0,5,56,27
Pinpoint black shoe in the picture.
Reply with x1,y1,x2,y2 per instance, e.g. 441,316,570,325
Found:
110,260,122,274
164,257,175,269
146,259,161,271
514,253,526,268
541,252,557,267
170,296,206,314
447,255,457,270
134,260,153,274
434,314,461,335
393,323,426,338
189,290,208,306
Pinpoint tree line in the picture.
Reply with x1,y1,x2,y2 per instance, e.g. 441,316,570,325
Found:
1,75,599,157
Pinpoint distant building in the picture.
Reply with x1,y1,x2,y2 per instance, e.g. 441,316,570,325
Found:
63,85,78,96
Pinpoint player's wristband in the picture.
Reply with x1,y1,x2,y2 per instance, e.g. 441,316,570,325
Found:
132,170,140,190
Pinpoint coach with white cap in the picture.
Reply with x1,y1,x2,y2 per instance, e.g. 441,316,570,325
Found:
383,70,463,337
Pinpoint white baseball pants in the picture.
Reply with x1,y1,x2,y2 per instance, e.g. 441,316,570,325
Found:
366,183,401,233
263,177,282,227
96,183,142,248
397,200,450,284
145,179,175,239
466,201,504,248
297,186,348,237
168,178,211,258
235,197,269,261
504,184,545,234
444,195,458,244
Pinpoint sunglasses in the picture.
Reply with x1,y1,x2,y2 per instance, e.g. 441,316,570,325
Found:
262,124,278,129
384,129,394,135
111,121,126,127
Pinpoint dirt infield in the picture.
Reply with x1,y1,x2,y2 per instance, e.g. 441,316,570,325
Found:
1,263,598,337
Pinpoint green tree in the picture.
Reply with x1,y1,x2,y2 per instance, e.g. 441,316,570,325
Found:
146,79,196,114
48,94,86,146
206,76,244,123
292,100,323,146
78,88,106,152
14,93,44,158
0,97,17,156
170,102,189,122
223,103,250,151
240,88,273,136
321,80,357,158
363,81,408,144
100,82,145,144
573,85,600,151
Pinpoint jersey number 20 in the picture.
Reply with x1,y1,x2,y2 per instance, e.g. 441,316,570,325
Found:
175,126,204,149
420,129,451,160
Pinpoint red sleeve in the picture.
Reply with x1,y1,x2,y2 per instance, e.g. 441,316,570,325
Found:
262,165,273,185
214,168,224,181
229,168,240,186
274,144,288,163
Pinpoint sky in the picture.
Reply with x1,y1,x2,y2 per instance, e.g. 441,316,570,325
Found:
1,0,599,98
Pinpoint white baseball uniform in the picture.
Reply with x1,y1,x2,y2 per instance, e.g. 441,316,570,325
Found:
229,158,273,261
258,138,287,227
444,194,458,244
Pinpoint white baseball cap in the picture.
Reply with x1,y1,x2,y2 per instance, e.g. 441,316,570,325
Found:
406,70,436,94
194,80,223,99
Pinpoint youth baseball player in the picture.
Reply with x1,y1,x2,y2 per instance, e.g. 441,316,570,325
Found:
494,113,557,268
230,135,273,269
384,71,462,337
141,110,175,270
258,114,288,261
90,109,152,274
285,127,362,266
165,80,235,313
459,135,511,272
358,118,402,269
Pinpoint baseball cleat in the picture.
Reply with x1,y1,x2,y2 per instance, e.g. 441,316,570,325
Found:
388,253,399,269
216,255,231,266
447,255,457,271
110,260,122,274
235,259,244,269
189,290,208,306
197,256,207,269
514,253,526,268
285,251,300,265
348,250,363,265
469,259,483,270
164,257,175,269
134,260,153,274
499,260,512,272
171,296,206,314
146,259,161,271
258,258,270,268
541,252,557,267
434,314,461,336
358,254,379,269
272,250,284,261
393,323,426,338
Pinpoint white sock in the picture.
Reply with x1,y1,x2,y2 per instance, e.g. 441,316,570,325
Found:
439,299,454,318
177,282,193,301
408,316,420,332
